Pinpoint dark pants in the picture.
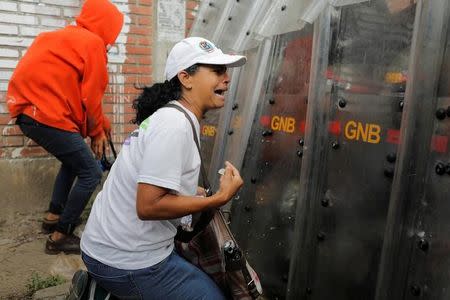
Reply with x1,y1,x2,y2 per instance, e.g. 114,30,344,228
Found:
17,114,102,234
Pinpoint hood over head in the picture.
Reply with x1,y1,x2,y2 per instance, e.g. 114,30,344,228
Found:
76,0,124,47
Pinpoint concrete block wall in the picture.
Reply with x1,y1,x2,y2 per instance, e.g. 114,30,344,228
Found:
0,0,201,217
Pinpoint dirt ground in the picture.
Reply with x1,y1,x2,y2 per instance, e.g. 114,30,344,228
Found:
0,209,84,299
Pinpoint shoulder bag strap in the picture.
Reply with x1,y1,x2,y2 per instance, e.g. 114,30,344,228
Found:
166,103,216,243
165,103,212,196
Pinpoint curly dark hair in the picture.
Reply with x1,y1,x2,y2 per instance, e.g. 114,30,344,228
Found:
132,64,200,124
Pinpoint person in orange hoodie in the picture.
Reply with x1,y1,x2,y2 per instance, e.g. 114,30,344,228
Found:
6,0,124,254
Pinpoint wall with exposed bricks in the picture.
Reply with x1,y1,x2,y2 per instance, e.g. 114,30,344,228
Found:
0,0,200,216
0,0,200,159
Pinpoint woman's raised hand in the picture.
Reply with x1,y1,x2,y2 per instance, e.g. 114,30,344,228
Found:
216,161,244,206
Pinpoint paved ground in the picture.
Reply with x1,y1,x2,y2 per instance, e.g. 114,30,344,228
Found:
0,209,83,299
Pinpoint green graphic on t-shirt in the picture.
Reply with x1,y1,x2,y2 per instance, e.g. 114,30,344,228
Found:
140,118,150,130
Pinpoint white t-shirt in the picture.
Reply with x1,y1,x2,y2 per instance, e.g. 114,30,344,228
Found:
80,101,201,270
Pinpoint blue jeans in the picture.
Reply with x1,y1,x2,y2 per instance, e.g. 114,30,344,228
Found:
81,251,226,300
17,114,102,234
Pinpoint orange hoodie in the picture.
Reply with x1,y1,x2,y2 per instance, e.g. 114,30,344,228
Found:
6,0,124,138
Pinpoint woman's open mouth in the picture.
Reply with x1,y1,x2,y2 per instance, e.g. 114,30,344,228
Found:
214,89,226,97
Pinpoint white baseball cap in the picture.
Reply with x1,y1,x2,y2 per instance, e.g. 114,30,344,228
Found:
164,37,247,81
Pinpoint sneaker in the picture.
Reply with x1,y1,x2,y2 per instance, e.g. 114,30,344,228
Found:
45,234,81,255
41,217,82,234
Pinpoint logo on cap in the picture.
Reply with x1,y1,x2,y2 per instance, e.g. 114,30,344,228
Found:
199,40,214,53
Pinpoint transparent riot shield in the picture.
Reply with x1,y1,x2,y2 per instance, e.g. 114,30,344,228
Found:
199,110,221,175
409,18,450,300
217,0,271,52
375,1,450,299
198,67,249,177
189,0,230,41
288,1,416,299
225,28,313,299
211,41,273,180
